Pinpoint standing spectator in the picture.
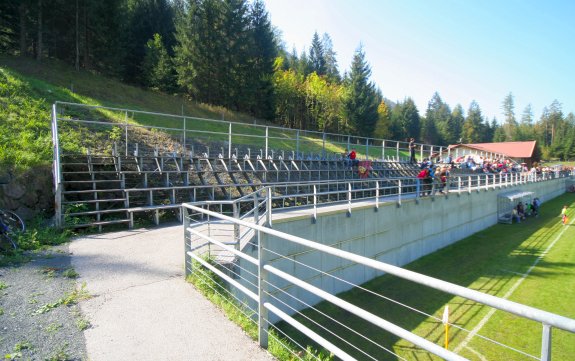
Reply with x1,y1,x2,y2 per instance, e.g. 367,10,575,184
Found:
409,138,417,164
348,148,358,168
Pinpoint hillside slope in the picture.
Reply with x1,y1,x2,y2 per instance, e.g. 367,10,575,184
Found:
0,54,257,170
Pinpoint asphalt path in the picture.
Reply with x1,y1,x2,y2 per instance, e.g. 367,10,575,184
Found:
70,224,275,361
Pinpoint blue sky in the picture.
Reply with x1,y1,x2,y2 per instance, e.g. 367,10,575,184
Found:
263,0,575,122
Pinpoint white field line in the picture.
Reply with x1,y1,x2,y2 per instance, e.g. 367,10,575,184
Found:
465,346,488,361
454,215,574,354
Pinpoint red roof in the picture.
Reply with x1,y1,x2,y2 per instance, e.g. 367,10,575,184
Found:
449,141,536,158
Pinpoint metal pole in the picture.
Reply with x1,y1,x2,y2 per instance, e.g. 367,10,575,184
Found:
184,207,192,277
266,187,272,228
322,133,326,158
124,111,128,156
265,127,269,159
258,229,269,349
347,183,352,216
233,202,240,250
52,103,63,228
382,140,385,160
183,117,187,152
365,138,369,160
228,123,232,159
313,185,317,223
541,324,552,361
396,142,399,161
296,130,300,157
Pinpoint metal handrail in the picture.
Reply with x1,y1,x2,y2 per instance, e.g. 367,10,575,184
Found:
183,199,575,360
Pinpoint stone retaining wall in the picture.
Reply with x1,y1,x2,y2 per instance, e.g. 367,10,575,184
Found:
0,166,54,220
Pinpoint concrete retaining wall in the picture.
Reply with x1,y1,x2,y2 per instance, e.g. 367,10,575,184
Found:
237,178,568,320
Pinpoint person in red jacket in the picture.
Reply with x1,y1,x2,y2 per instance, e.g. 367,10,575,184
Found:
347,148,358,168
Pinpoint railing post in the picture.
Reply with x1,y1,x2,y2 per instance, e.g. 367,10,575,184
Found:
124,111,128,156
365,138,369,160
266,187,272,228
458,176,462,193
265,126,269,160
375,181,379,211
347,183,352,216
313,185,317,223
322,132,326,158
183,116,187,152
396,142,400,161
228,123,232,159
296,129,300,156
420,144,423,162
253,191,259,224
541,323,552,361
382,140,385,160
52,103,63,228
183,206,192,277
468,176,472,194
233,202,240,250
258,228,269,349
398,179,402,206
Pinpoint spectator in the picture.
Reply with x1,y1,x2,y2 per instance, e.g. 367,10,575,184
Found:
409,138,417,164
512,206,521,223
347,148,358,168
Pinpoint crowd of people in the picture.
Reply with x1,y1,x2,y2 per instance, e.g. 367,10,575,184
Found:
511,198,541,223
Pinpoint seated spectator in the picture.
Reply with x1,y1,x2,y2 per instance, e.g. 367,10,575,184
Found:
517,202,526,219
512,206,521,223
347,148,358,168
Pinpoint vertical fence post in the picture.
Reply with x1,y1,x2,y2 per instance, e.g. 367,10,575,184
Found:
382,140,385,160
228,123,232,159
375,181,379,211
183,206,192,277
52,103,63,228
468,176,472,194
183,117,187,152
313,185,317,223
258,228,269,349
347,183,352,216
233,202,240,250
541,324,552,361
265,126,269,159
396,142,400,161
124,111,129,156
296,129,300,157
266,187,272,228
365,138,369,160
254,191,259,224
420,144,423,162
322,133,326,159
398,179,402,206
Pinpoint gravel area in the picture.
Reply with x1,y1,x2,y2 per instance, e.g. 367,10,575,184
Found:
0,244,88,361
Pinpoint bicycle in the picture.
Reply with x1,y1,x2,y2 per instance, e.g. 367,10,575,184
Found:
0,209,25,253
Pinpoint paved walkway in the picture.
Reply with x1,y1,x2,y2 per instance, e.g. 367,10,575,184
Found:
70,224,275,361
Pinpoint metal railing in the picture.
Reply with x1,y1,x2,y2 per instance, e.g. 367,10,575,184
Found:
183,187,575,361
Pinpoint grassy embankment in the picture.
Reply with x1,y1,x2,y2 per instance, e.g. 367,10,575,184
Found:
0,54,406,167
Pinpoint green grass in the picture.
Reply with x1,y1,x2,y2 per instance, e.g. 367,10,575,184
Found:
187,259,333,360
276,193,575,360
1,54,406,173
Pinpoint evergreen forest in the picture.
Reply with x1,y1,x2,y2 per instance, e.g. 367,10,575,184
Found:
1,0,574,160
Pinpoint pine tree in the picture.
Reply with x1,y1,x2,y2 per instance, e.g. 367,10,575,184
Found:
246,0,277,119
321,33,340,82
122,0,176,84
462,101,483,143
344,45,380,137
501,92,517,141
142,33,175,91
309,31,326,76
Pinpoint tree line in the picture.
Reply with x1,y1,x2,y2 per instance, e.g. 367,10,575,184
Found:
1,0,574,160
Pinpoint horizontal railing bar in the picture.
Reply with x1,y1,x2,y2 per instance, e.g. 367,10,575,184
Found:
184,204,575,333
186,251,258,302
264,302,357,361
187,227,258,266
264,264,467,361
